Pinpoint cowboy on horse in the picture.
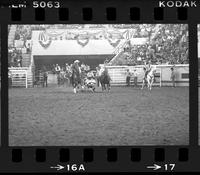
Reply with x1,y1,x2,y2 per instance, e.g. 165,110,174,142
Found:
71,60,83,93
99,63,111,91
141,61,156,90
144,61,152,79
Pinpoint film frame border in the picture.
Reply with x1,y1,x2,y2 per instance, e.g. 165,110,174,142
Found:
0,0,199,173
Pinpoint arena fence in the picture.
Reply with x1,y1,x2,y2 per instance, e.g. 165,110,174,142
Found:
9,68,28,88
101,64,189,87
8,64,189,88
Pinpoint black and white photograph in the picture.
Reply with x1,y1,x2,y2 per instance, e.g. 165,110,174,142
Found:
198,24,200,145
0,26,1,145
8,24,189,146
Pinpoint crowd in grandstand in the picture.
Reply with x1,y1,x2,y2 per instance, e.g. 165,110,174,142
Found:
8,48,23,67
151,24,188,64
8,43,31,67
8,24,189,67
111,24,188,65
12,24,155,41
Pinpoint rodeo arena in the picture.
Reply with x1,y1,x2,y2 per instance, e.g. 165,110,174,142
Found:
8,24,189,146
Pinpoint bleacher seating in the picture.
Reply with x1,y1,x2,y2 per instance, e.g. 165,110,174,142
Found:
109,24,188,65
8,24,189,88
22,53,31,67
8,25,17,47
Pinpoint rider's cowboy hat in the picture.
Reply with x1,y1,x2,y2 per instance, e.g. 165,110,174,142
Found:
74,60,80,63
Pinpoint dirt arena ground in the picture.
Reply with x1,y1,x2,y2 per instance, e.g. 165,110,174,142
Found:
9,86,189,146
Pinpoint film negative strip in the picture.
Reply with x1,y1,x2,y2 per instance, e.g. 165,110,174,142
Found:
0,0,199,173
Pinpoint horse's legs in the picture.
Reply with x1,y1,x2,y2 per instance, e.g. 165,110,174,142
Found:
147,78,153,90
64,78,67,87
141,79,144,89
92,86,95,92
150,82,152,90
149,79,153,90
66,78,69,86
100,81,103,91
72,82,77,93
107,84,109,92
69,78,71,86
58,77,61,86
69,77,72,87
57,77,59,86
104,84,106,91
60,78,63,87
148,80,150,90
149,82,152,90
73,85,77,93
147,79,149,89
79,83,84,90
81,81,84,90
102,83,105,91
107,83,111,91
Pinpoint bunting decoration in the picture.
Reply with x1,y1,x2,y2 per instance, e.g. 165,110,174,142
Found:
107,38,121,48
37,29,136,48
105,30,124,48
38,31,52,49
76,32,90,47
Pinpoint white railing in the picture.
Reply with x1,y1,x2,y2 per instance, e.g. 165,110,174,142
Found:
100,64,189,87
9,68,29,88
113,40,128,55
108,40,129,64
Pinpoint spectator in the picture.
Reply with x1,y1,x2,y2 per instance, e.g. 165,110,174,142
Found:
26,43,31,53
125,69,132,87
133,69,138,87
42,66,48,88
55,64,61,74
18,55,23,67
170,67,176,87
96,66,100,87
65,63,70,72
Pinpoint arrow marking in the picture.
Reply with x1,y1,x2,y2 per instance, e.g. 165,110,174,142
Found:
147,164,161,170
50,164,65,171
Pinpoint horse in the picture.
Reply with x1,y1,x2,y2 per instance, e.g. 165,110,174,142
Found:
99,67,111,92
71,64,83,93
141,67,156,90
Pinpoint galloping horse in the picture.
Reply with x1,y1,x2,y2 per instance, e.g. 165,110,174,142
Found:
99,66,111,92
71,62,83,93
141,67,156,90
